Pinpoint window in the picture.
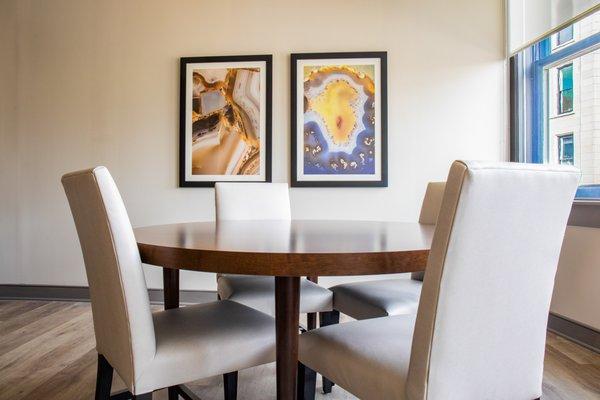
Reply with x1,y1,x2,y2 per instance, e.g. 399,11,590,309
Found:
557,64,574,114
510,10,600,199
557,25,574,46
558,134,574,165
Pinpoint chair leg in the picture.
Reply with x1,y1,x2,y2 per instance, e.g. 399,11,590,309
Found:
132,394,152,399
167,387,179,400
319,310,340,393
319,310,340,327
95,354,113,400
307,312,317,330
223,371,238,400
297,362,316,400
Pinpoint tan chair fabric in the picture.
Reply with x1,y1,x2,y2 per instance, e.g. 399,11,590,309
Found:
63,167,276,395
412,181,446,281
300,161,579,400
215,182,333,315
418,181,446,225
331,182,446,319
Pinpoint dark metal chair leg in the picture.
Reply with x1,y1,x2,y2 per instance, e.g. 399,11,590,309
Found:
96,354,114,400
307,312,317,330
167,387,179,400
318,310,340,393
223,371,238,400
319,310,340,327
297,362,316,400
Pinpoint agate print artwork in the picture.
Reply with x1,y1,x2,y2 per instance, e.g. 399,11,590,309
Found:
180,56,272,187
291,52,387,187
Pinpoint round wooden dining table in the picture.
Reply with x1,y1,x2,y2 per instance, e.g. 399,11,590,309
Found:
134,220,434,400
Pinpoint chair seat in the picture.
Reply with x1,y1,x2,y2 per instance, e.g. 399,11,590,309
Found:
299,315,416,400
217,275,333,315
331,278,422,320
134,300,276,394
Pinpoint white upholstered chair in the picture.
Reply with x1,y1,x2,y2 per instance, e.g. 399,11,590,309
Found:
62,167,276,400
298,161,579,400
215,183,333,319
330,182,446,321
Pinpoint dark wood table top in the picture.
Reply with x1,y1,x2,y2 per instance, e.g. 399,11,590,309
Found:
135,220,434,276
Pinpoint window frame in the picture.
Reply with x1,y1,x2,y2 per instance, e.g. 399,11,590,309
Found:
531,32,600,164
557,63,574,115
511,30,600,200
556,25,575,47
557,133,575,165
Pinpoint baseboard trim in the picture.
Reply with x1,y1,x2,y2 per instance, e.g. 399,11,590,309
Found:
0,284,217,305
548,312,600,353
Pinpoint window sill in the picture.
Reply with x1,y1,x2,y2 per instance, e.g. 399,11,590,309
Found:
574,199,600,206
550,111,575,119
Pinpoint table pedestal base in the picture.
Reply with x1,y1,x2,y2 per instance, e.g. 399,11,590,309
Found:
275,276,300,400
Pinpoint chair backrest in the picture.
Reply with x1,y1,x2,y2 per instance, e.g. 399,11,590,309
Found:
412,181,446,281
406,161,579,400
215,182,291,221
62,167,155,391
418,182,446,225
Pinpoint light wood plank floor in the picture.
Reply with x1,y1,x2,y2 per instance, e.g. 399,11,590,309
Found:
0,300,598,400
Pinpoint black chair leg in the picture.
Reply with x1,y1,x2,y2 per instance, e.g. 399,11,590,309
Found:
167,387,179,400
297,362,316,400
319,310,340,393
223,371,238,400
307,312,317,330
319,310,340,327
96,354,113,400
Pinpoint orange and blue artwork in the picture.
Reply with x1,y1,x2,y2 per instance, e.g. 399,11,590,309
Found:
292,53,387,187
303,64,376,175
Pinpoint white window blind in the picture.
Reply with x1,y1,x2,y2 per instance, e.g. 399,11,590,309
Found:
508,0,600,55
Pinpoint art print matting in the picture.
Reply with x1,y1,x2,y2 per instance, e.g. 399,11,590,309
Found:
180,55,272,187
291,52,387,187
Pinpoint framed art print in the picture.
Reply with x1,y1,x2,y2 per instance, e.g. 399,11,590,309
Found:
180,55,272,187
291,52,387,187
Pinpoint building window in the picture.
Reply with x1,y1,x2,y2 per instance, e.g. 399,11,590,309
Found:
557,25,574,46
558,134,574,165
558,63,574,114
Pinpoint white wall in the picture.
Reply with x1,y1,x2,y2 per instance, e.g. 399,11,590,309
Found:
0,0,507,290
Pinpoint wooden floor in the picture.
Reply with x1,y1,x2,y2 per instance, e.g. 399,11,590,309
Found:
0,300,598,400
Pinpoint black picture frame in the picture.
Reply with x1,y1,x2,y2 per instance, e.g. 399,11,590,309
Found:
179,55,272,187
290,51,388,187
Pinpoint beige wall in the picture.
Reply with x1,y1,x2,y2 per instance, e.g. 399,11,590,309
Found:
551,226,600,330
0,0,19,286
0,0,507,290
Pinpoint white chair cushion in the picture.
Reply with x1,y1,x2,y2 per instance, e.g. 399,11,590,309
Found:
331,279,422,320
134,300,276,394
217,275,333,315
299,315,416,400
